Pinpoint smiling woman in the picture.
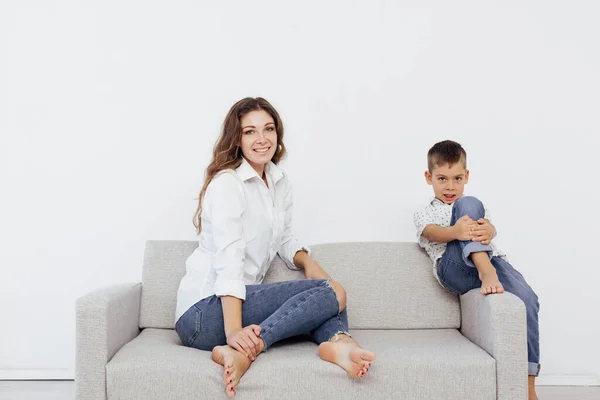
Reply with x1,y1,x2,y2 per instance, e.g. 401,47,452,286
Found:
240,110,278,178
192,97,287,234
176,97,376,397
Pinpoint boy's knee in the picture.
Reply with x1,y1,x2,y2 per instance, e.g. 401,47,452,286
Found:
453,196,485,218
455,196,482,208
327,280,347,312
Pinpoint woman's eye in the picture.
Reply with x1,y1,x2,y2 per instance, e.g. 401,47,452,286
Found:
267,126,275,132
244,130,254,135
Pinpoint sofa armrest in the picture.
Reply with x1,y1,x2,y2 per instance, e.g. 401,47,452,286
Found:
460,289,528,400
76,283,142,400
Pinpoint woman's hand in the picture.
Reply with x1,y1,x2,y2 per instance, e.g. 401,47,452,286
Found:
226,325,262,360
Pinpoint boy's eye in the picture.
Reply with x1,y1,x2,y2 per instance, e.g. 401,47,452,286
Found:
456,177,462,181
438,177,446,182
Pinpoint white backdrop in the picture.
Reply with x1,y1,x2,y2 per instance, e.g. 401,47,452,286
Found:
1,0,599,384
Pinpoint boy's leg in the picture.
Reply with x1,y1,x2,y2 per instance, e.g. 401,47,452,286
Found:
447,196,504,294
491,257,541,377
437,239,481,295
450,196,492,266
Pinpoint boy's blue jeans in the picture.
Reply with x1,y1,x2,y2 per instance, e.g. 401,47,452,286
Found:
437,196,540,376
175,279,349,351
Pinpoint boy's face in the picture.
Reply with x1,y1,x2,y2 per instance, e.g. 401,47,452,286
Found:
425,163,469,204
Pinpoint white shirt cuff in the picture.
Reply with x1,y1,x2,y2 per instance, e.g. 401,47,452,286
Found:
214,279,247,300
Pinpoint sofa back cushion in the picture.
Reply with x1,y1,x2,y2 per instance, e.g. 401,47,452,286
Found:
139,241,460,329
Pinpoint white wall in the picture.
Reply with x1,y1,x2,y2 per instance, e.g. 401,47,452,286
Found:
1,0,599,384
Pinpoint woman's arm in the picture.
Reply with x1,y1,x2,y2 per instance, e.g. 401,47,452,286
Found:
221,296,261,359
277,179,311,265
276,178,328,279
293,250,330,280
208,173,261,358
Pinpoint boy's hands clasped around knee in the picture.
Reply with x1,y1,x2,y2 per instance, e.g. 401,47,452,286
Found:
452,216,495,245
452,215,479,241
471,218,495,245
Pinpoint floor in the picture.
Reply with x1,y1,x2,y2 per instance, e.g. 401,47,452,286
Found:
0,381,599,399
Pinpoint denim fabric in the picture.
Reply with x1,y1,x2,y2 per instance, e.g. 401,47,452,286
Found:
175,279,348,351
437,196,540,376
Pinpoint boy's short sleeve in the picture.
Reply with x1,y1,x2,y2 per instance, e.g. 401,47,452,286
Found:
483,203,491,222
413,208,434,248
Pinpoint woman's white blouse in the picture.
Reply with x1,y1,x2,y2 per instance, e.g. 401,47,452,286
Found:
175,158,309,321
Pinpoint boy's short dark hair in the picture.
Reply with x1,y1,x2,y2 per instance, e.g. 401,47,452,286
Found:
427,140,467,172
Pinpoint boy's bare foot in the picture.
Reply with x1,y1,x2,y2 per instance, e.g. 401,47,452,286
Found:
479,271,504,295
471,253,504,295
318,334,376,378
212,345,252,397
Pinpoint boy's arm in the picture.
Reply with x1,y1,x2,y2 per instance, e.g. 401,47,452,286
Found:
422,216,479,243
422,224,456,243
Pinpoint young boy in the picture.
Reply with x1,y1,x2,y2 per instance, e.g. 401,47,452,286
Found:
413,140,540,400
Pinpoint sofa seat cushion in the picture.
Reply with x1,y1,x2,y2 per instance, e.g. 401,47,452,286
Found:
106,328,495,400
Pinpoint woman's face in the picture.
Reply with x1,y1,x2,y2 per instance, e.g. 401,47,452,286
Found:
240,109,277,175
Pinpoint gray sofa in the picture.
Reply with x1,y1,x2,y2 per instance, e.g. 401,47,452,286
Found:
76,241,528,400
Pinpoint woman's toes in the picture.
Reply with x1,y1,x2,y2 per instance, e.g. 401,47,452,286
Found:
226,385,235,397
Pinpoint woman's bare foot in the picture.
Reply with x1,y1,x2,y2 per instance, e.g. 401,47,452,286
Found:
318,334,376,378
212,345,252,397
479,271,504,295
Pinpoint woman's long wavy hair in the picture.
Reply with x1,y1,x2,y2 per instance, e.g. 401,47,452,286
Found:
193,97,287,234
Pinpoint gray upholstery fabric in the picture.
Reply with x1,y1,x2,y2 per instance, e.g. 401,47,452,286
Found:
140,241,460,330
76,241,528,400
139,241,198,329
76,283,141,400
308,242,460,329
460,289,528,400
106,328,496,400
